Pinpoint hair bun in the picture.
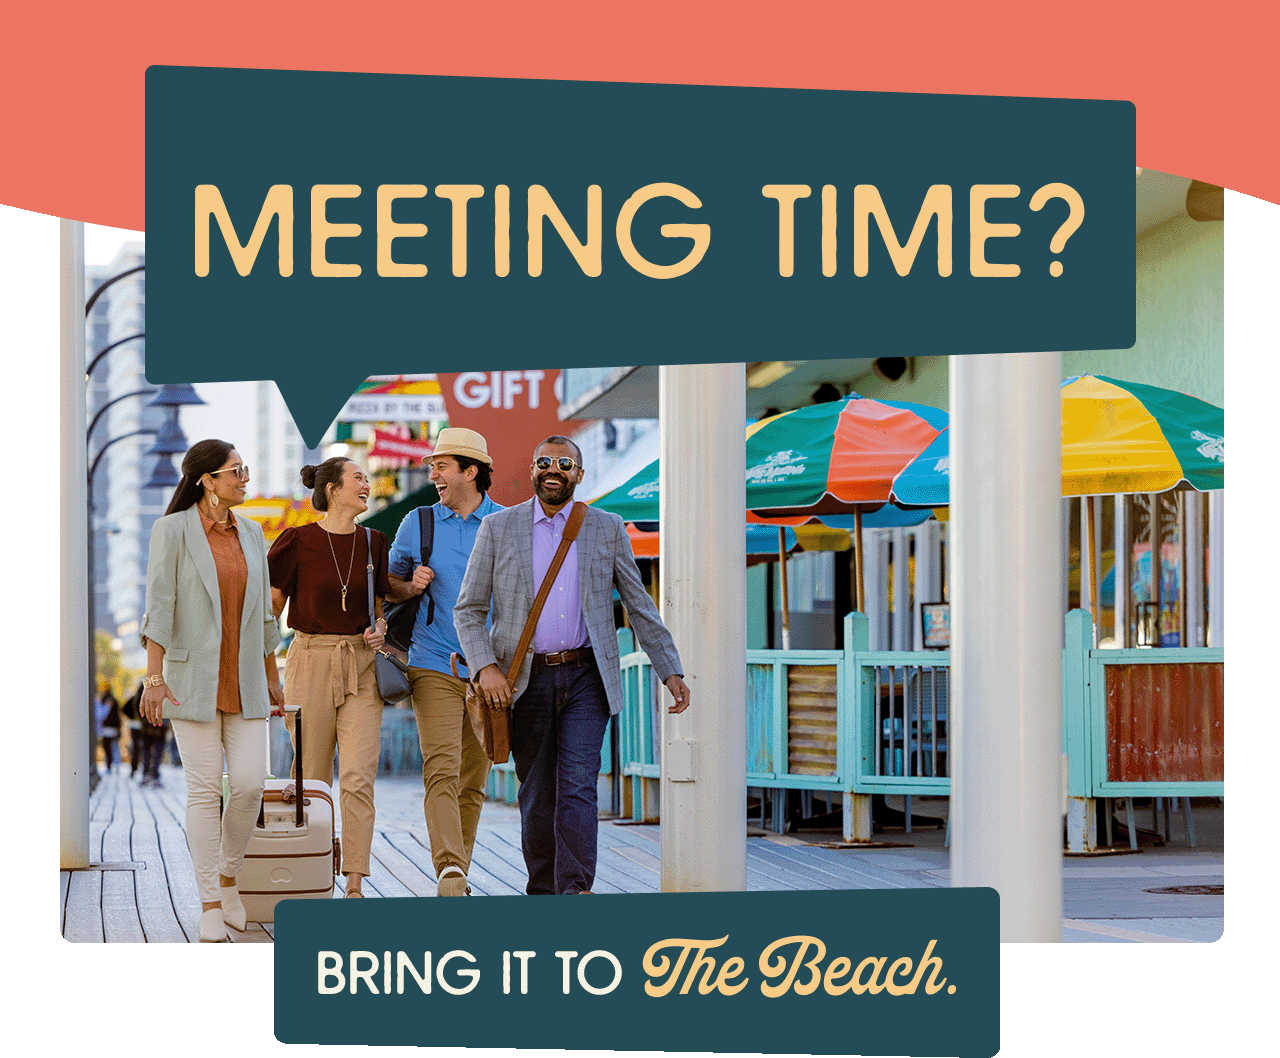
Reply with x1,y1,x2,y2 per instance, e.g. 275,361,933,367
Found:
300,464,318,488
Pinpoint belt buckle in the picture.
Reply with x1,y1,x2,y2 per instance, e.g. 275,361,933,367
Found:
545,651,566,666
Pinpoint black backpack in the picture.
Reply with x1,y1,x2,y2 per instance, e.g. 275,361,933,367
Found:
383,507,434,653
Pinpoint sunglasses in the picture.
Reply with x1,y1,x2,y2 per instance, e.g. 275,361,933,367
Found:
209,463,251,481
533,456,582,473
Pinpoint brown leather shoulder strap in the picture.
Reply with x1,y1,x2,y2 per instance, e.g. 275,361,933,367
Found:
562,499,587,541
505,501,587,688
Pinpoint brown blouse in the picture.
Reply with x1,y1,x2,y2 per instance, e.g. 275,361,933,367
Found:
200,508,248,714
267,523,390,636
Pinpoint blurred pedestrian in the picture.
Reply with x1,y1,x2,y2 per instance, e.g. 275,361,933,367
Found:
268,457,389,899
95,682,121,773
122,682,144,778
139,439,284,942
123,681,167,787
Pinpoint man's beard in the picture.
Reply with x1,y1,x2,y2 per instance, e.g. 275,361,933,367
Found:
535,474,575,506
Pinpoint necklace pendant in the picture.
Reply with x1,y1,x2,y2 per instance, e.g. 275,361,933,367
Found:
341,587,347,612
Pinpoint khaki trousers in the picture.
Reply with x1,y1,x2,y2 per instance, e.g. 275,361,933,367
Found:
284,631,382,877
408,668,491,878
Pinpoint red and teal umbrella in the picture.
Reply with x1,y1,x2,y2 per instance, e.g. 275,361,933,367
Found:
745,395,948,517
591,396,946,620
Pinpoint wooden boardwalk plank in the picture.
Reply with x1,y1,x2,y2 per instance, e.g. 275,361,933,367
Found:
464,831,537,895
100,776,146,943
748,843,888,890
148,789,202,941
391,826,526,898
765,844,921,889
371,831,437,897
63,870,104,943
360,834,417,899
743,849,838,891
594,846,661,893
66,769,985,945
126,777,188,943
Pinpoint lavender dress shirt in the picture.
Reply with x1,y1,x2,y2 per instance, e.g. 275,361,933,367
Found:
531,502,590,653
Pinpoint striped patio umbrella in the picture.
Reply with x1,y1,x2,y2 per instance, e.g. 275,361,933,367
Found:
744,395,947,615
591,455,933,530
745,396,948,516
591,395,945,626
888,374,1224,644
890,374,1224,506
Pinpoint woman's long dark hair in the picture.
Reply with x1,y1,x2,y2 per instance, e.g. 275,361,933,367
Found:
164,439,236,516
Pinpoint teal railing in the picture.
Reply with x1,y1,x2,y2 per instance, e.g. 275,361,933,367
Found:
439,610,1224,839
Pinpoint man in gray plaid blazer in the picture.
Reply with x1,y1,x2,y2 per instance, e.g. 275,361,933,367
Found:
455,435,690,895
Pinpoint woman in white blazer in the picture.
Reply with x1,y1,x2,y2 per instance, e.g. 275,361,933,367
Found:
139,439,284,942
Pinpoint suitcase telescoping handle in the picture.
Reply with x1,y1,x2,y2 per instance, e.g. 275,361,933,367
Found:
288,704,304,829
254,706,304,834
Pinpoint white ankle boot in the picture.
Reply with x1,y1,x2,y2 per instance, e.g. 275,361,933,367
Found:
199,908,228,943
219,882,247,932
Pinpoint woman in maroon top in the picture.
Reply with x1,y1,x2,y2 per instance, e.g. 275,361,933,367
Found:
268,457,390,898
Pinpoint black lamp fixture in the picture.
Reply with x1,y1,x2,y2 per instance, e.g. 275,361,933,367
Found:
146,417,189,457
872,357,914,384
147,382,206,411
144,455,182,489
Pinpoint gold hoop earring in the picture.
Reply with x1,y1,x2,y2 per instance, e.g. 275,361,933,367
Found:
209,492,219,508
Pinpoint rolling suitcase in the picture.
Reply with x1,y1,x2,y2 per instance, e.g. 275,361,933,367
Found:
239,705,340,923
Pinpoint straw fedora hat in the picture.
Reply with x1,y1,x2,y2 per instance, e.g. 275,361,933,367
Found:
428,427,492,466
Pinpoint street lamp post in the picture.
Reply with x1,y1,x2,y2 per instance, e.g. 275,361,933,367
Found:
85,333,144,380
86,426,155,790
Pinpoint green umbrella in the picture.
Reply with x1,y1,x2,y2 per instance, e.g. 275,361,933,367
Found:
360,482,439,537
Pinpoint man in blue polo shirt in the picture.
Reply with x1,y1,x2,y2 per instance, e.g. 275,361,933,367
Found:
387,427,503,897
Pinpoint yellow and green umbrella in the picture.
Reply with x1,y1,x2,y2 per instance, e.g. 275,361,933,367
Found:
889,374,1224,506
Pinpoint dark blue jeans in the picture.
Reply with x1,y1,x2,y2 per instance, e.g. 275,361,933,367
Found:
511,657,611,895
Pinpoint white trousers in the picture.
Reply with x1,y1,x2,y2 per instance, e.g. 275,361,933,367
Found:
169,711,267,903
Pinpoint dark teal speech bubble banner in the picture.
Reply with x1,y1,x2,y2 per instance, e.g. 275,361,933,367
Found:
146,67,1134,446
274,887,999,1056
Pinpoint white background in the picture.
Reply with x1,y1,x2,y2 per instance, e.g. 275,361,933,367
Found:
3,194,1274,1056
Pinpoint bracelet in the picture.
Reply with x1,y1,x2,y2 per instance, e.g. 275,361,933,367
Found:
143,674,164,688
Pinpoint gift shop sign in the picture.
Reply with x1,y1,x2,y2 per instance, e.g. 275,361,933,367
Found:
436,369,579,507
146,67,1135,447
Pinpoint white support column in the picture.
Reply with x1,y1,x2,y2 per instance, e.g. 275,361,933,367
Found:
1093,495,1103,631
1208,491,1224,648
1060,498,1072,635
891,527,910,651
1113,495,1129,648
950,352,1063,942
1185,492,1205,647
873,531,891,650
1079,496,1092,618
912,522,940,652
659,364,747,892
61,219,90,869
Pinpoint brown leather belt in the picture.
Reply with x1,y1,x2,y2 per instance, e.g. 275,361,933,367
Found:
534,647,594,667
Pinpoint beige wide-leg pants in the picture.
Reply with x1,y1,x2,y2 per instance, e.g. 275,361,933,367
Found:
284,631,382,877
